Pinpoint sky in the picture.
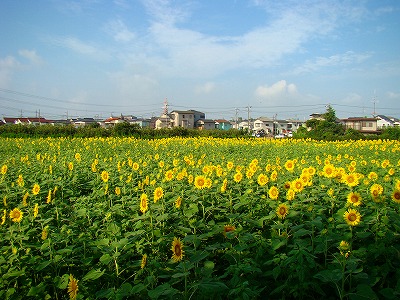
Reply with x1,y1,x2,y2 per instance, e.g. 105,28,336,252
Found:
0,0,399,121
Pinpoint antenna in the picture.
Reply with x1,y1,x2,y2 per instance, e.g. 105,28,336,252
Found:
162,98,169,115
372,90,378,117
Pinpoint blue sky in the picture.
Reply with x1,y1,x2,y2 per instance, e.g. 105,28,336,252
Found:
1,0,399,121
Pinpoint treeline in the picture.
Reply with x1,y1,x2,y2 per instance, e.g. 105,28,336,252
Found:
0,122,249,139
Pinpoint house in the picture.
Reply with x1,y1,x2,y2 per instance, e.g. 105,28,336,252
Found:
2,117,49,125
376,115,400,129
72,118,99,127
253,117,304,136
237,120,254,131
196,119,216,130
214,119,232,130
170,110,195,129
155,114,174,129
253,117,274,134
341,117,378,133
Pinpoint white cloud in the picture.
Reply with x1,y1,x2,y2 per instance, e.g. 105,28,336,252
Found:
105,19,136,42
195,82,216,94
387,91,400,99
255,80,297,98
292,51,372,74
18,49,43,65
0,56,20,87
52,36,110,60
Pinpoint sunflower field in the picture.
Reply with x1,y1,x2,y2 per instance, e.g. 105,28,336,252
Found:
1,136,400,299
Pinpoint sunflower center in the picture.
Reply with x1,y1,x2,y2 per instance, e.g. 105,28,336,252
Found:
175,245,181,256
348,214,356,221
279,208,286,215
394,192,400,200
351,196,358,203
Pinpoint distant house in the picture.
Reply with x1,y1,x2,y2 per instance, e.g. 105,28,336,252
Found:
237,120,253,131
376,115,400,129
253,117,304,135
155,114,174,129
72,118,99,127
3,117,49,125
215,119,232,130
170,110,195,129
196,119,215,130
309,113,325,120
341,117,378,133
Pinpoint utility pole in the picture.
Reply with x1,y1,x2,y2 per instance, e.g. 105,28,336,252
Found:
246,106,252,132
235,108,239,129
372,90,378,117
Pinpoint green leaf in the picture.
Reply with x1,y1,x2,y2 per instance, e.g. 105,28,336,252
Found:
272,266,281,280
100,253,112,265
148,283,179,299
171,272,190,278
27,283,45,296
379,288,396,299
55,274,69,289
314,269,342,283
82,269,105,282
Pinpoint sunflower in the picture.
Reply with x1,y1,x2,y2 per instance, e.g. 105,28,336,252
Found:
286,189,295,201
22,192,29,206
41,226,48,240
175,196,182,208
257,173,269,186
1,209,6,225
368,171,378,181
270,170,278,181
46,190,52,204
220,178,228,192
68,162,74,171
291,178,304,193
115,187,121,196
223,224,236,237
33,203,39,218
284,160,295,172
233,172,243,183
10,208,23,223
141,254,147,269
347,191,362,207
194,175,207,189
268,186,279,200
226,161,234,170
344,173,359,187
370,183,383,198
276,203,289,219
322,164,336,178
1,164,7,175
74,153,81,162
32,183,40,196
391,190,400,204
343,208,361,226
140,193,148,213
68,274,79,300
16,174,24,187
101,170,109,182
165,170,174,181
153,187,164,203
171,237,184,262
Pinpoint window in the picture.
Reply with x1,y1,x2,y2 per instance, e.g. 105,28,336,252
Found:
368,122,373,127
255,123,260,127
362,122,367,127
183,115,185,118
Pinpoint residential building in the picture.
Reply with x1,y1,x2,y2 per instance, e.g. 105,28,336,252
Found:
196,119,215,130
170,110,195,129
376,115,400,129
155,114,173,129
341,117,378,133
2,117,49,125
214,119,232,130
